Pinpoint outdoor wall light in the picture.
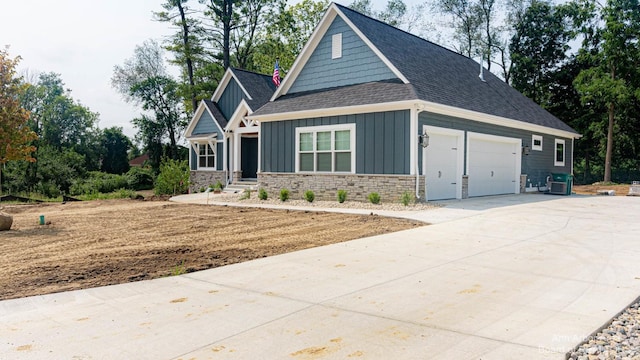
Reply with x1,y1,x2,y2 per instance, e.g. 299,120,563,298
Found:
419,133,430,148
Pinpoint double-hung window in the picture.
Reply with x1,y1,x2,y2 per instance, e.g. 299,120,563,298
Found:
198,143,216,169
296,124,355,173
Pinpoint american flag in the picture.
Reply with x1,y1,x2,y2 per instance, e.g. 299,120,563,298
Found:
272,60,281,87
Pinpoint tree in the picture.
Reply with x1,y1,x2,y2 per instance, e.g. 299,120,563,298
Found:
574,0,640,182
252,0,328,74
112,40,186,164
155,0,204,114
202,0,235,69
435,0,482,58
0,48,38,194
350,0,429,33
100,127,131,174
510,1,573,104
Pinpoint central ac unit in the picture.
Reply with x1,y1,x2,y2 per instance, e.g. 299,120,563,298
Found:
549,182,567,195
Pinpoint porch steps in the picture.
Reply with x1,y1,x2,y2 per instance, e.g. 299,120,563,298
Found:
223,181,258,194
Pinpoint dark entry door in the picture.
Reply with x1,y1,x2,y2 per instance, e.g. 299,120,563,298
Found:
241,137,258,179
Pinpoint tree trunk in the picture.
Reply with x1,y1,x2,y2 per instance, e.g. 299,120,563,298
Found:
177,1,198,113
604,101,615,182
223,0,233,69
604,64,616,183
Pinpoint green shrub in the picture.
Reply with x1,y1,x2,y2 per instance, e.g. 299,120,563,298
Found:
214,180,224,190
155,158,190,195
258,188,268,200
240,188,251,200
304,190,315,203
400,191,414,206
69,171,129,196
125,167,155,190
337,189,347,203
368,192,381,204
199,187,206,193
279,188,290,202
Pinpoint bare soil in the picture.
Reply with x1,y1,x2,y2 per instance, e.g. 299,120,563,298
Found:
572,183,635,196
0,199,423,300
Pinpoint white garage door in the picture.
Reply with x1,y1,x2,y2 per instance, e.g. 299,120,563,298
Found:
468,133,520,197
423,127,463,200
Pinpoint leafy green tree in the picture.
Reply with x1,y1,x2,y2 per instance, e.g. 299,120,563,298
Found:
574,0,640,182
112,40,187,164
155,158,190,195
435,0,482,58
155,0,205,114
510,1,573,104
100,127,131,174
252,0,328,75
0,48,37,194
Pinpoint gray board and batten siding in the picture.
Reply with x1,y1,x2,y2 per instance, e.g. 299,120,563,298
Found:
418,111,573,186
261,110,410,175
189,109,224,171
217,77,246,120
287,16,397,94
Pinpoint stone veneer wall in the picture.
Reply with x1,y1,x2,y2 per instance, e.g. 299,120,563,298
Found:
189,171,227,193
258,172,425,203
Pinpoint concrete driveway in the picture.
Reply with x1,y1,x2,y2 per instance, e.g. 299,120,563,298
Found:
2,194,639,359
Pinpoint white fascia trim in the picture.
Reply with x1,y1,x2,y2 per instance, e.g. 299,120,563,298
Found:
184,100,224,138
333,6,409,84
249,100,417,122
225,99,253,132
271,6,337,100
212,68,253,103
421,100,581,139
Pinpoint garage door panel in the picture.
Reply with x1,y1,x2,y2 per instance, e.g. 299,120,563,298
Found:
468,137,518,197
424,131,461,201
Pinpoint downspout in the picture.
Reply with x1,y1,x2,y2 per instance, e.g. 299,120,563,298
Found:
224,129,231,186
415,104,427,200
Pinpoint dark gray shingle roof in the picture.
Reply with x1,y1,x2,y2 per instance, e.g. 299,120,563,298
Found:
231,68,277,110
252,79,416,115
203,99,228,129
336,4,577,134
253,4,578,135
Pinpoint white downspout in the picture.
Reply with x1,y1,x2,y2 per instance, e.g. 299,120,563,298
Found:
415,104,427,200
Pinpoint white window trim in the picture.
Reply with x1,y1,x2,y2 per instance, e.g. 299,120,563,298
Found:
554,139,565,167
194,141,217,170
532,134,543,151
295,124,356,174
331,33,342,59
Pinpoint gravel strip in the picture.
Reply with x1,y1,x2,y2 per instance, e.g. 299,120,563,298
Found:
208,192,442,212
567,299,640,360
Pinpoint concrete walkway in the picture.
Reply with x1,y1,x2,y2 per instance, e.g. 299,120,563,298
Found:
2,194,640,359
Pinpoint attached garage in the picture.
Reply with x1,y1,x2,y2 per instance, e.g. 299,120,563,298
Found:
467,132,521,197
423,126,464,200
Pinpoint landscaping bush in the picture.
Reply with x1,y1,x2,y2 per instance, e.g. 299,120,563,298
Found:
304,190,315,203
69,171,128,196
258,188,268,200
337,189,347,203
401,191,414,206
155,158,190,195
368,192,381,204
125,167,155,191
279,188,290,202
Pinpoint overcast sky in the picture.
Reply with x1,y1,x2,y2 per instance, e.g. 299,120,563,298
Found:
1,0,175,139
2,0,416,141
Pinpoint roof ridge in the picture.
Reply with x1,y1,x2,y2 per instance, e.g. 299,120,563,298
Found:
231,67,272,79
333,2,475,65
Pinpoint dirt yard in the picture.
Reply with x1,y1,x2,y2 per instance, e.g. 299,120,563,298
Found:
572,183,635,196
0,200,423,301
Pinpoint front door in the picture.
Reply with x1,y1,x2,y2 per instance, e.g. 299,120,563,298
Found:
241,137,258,179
